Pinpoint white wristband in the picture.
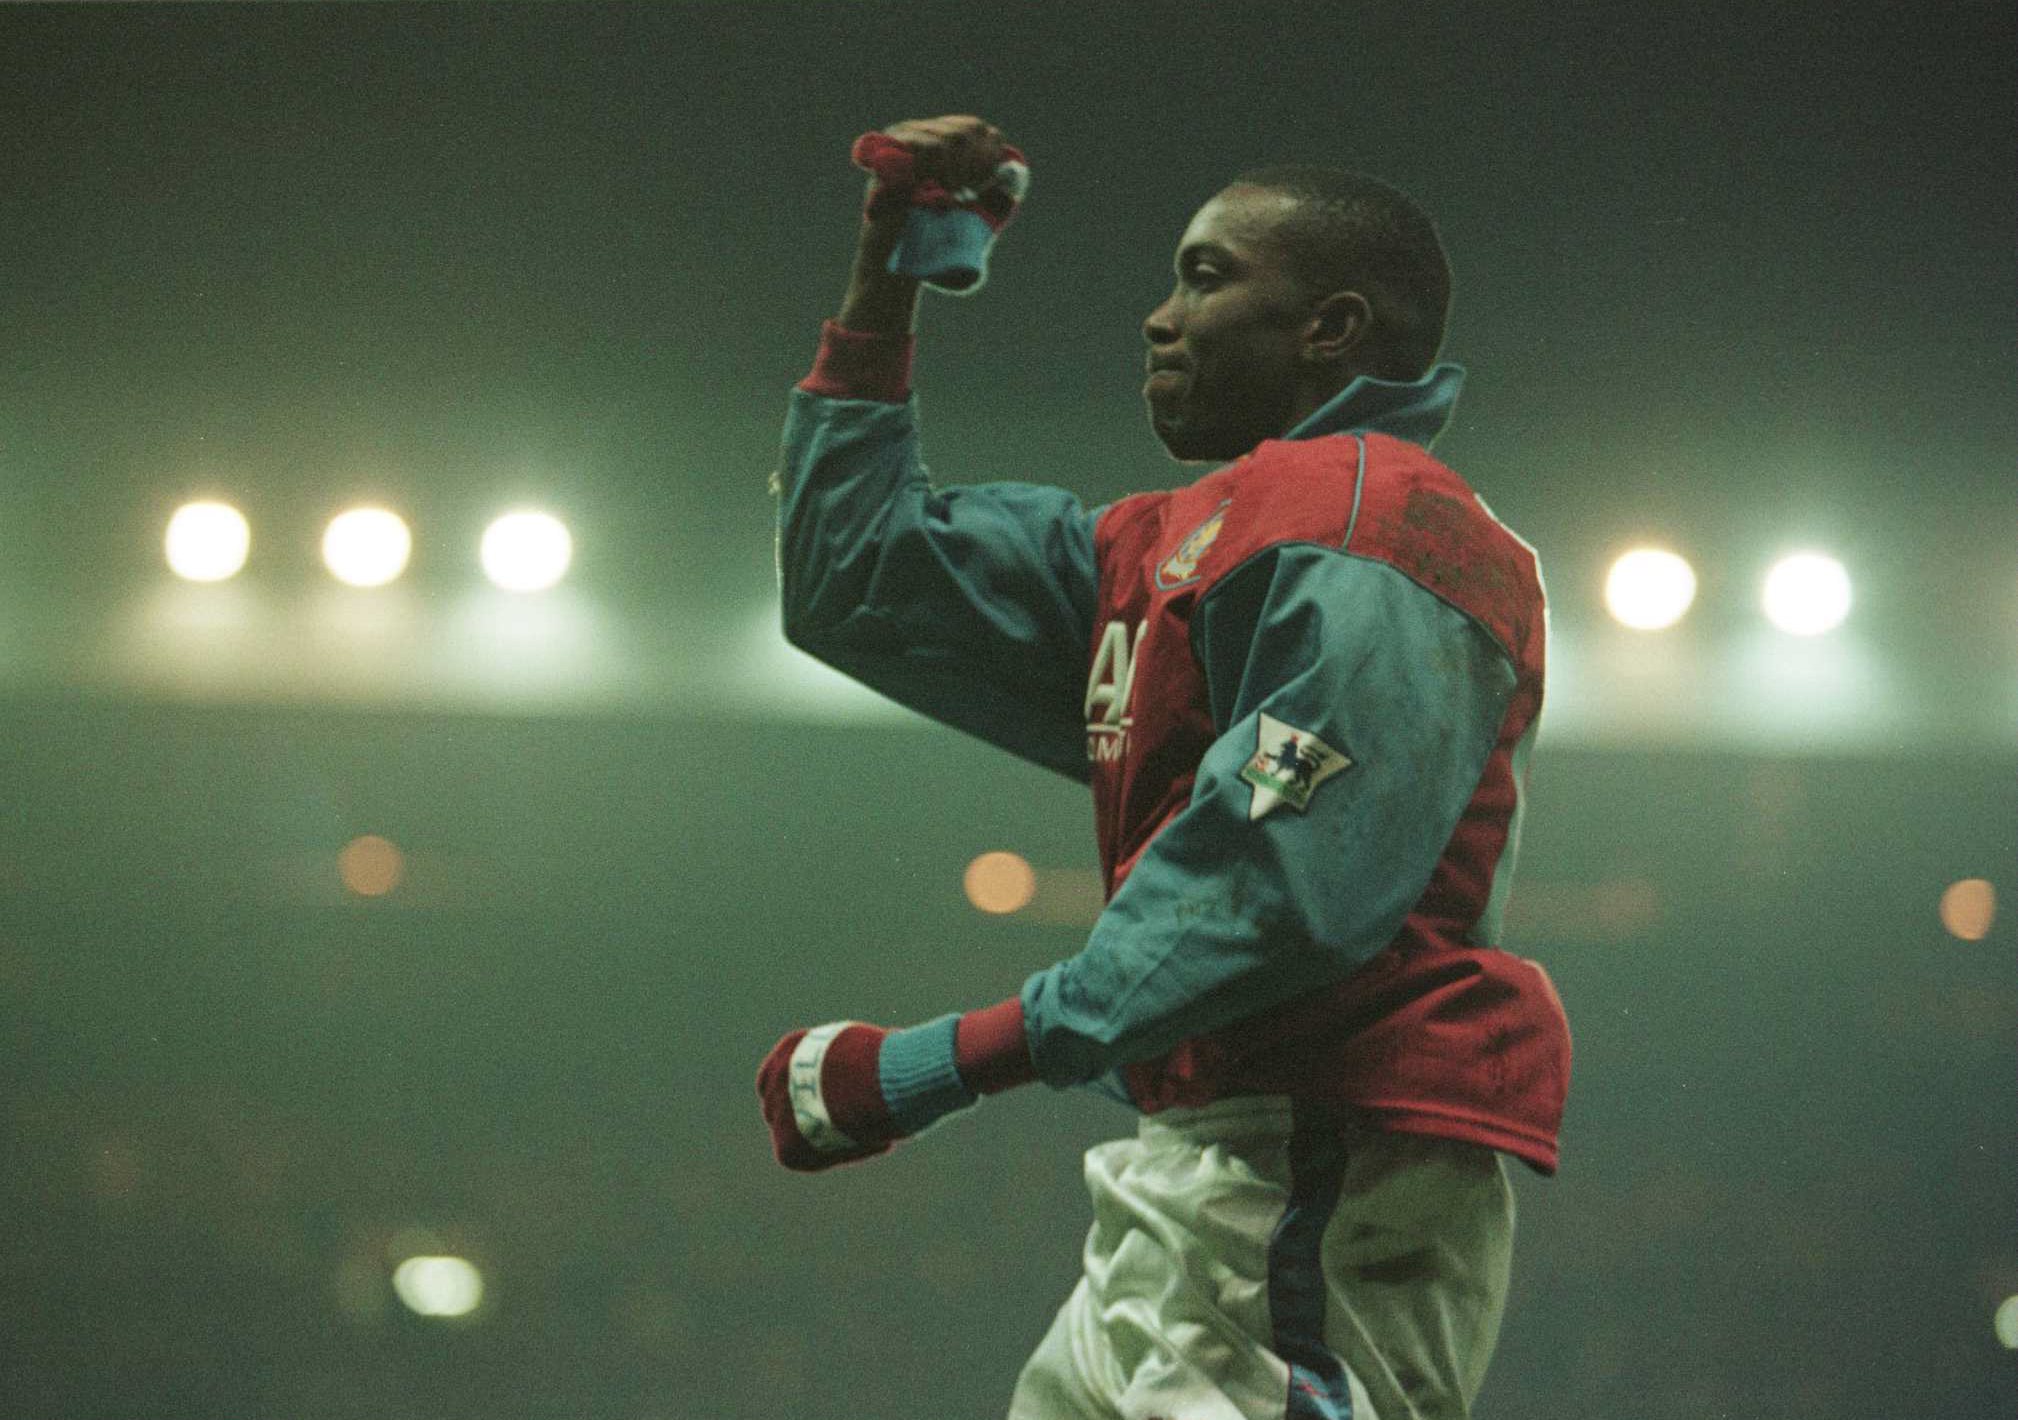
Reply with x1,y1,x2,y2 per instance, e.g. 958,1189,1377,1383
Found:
789,1021,861,1154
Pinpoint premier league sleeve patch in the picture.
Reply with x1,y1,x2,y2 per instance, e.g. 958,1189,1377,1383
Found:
1239,712,1352,820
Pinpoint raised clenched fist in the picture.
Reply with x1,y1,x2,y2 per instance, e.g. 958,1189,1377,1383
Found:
875,114,1010,194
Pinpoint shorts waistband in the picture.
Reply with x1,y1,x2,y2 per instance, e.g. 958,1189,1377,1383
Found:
1136,1094,1300,1146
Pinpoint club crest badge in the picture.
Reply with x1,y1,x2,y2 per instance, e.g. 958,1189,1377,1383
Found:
1156,499,1232,590
1239,713,1351,820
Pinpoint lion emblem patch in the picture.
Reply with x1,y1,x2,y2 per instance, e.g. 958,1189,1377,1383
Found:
1156,499,1232,590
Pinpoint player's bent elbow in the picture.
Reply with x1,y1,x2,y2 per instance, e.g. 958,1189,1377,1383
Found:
775,562,832,652
779,601,828,657
778,599,870,679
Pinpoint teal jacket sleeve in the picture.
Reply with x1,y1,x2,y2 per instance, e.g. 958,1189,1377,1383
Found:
1019,542,1518,1086
776,388,1098,782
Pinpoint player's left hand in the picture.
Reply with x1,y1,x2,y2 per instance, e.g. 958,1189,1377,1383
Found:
756,1020,903,1172
865,114,1011,197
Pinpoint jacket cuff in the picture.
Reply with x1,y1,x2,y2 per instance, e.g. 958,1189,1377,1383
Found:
955,996,1038,1095
878,1013,976,1137
796,320,915,403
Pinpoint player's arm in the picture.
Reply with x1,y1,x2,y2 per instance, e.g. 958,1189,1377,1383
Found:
774,118,1094,782
758,540,1520,1172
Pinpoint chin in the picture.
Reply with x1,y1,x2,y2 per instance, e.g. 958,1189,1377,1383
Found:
1148,390,1273,463
1154,422,1258,465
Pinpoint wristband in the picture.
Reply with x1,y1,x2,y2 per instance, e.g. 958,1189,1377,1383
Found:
877,1013,977,1137
798,320,914,403
956,995,1038,1095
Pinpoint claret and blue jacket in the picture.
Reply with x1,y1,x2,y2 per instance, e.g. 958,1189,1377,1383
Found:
775,321,1571,1174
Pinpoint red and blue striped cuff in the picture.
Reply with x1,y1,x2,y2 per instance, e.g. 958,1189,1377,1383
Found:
796,320,915,404
877,1013,975,1138
876,994,1038,1139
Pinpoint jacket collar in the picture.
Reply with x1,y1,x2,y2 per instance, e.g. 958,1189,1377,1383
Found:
1281,361,1465,447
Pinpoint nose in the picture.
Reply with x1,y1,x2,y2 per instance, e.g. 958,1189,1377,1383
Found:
1142,292,1179,350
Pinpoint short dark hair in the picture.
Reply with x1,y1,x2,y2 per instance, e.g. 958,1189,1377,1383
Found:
1228,164,1452,381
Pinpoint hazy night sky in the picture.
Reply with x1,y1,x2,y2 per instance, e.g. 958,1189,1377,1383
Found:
2,0,2012,723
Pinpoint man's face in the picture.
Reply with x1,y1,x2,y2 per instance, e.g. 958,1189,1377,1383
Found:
1141,185,1315,464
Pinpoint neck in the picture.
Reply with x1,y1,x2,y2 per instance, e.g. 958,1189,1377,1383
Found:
1281,373,1356,435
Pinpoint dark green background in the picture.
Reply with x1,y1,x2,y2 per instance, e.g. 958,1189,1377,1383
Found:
1,3,2012,1416
2,706,2012,1416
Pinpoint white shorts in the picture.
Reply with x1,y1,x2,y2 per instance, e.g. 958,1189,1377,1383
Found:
1006,1097,1514,1420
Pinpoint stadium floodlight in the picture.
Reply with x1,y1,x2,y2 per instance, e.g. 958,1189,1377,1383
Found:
338,835,405,898
1939,878,1996,941
164,501,251,582
480,510,573,592
391,1255,483,1318
964,851,1037,915
1761,551,1851,635
1603,547,1697,631
322,507,412,588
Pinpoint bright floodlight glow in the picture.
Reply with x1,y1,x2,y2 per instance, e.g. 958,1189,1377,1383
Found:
323,507,412,588
392,1255,483,1318
339,835,405,898
164,501,251,582
1996,1294,2018,1349
480,510,573,592
1604,548,1697,630
1761,552,1851,635
964,851,1037,915
1939,878,1996,941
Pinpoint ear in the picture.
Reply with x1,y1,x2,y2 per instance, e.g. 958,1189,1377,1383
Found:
1302,290,1373,367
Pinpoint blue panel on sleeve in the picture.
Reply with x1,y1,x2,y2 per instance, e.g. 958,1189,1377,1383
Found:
776,390,1098,781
